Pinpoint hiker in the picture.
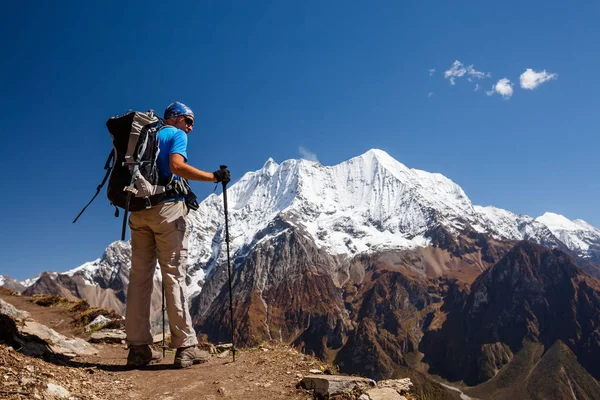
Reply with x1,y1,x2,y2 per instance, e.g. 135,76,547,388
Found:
125,102,230,368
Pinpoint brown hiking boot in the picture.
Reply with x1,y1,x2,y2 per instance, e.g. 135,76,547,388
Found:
173,346,210,368
126,345,163,368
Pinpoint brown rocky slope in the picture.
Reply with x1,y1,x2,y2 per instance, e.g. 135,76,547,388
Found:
420,241,600,392
193,221,514,380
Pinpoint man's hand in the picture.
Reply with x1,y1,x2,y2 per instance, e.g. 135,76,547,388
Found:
213,168,231,183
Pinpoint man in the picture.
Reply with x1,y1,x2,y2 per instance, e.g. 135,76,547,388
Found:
125,101,230,368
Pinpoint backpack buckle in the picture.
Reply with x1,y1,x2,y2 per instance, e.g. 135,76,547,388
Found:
144,197,152,209
123,186,138,195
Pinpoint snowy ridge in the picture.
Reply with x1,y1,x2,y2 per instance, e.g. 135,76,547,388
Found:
189,149,479,271
473,206,555,242
191,149,599,267
64,259,102,286
536,212,600,253
9,149,600,292
19,273,54,288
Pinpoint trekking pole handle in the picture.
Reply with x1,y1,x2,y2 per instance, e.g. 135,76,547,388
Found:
220,165,229,187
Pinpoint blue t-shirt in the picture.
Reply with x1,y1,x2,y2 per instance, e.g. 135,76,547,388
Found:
157,126,188,180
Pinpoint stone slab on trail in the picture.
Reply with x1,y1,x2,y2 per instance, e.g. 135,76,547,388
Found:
299,374,376,397
89,328,126,344
22,320,98,357
0,297,98,358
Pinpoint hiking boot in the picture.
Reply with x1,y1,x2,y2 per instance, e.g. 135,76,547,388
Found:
173,346,210,368
126,345,163,368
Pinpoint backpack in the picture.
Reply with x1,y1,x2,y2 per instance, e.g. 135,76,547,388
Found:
73,110,198,239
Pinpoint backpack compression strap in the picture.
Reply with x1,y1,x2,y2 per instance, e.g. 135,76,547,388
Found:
72,151,115,223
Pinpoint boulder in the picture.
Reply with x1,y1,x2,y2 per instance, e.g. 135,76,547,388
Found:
46,382,70,399
299,374,375,397
22,321,98,357
89,329,126,344
377,378,413,393
84,315,112,332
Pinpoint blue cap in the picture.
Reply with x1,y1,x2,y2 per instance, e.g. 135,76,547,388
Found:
164,102,194,120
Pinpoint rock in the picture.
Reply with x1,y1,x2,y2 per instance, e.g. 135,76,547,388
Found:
216,343,232,353
84,315,112,332
46,382,70,399
21,377,36,385
299,374,375,397
309,369,323,374
376,378,413,393
0,298,30,322
89,329,126,344
22,321,98,357
359,388,407,400
217,386,227,396
217,350,230,358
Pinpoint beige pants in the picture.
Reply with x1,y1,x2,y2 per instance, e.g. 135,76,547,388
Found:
125,201,197,348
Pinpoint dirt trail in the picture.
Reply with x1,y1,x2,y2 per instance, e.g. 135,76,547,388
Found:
0,292,317,400
76,344,316,400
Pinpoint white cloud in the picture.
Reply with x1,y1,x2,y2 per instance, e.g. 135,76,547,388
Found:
444,60,490,85
474,84,480,92
428,92,434,97
428,68,436,76
299,146,319,163
520,68,558,90
444,60,467,85
487,78,514,99
466,65,488,80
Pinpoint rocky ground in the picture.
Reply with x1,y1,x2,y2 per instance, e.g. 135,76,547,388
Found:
0,290,417,400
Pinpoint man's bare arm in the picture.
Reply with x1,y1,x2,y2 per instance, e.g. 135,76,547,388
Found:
170,154,217,182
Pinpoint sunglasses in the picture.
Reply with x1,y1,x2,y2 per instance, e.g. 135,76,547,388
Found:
183,116,194,127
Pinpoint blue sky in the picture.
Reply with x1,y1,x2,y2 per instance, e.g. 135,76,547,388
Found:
1,1,598,280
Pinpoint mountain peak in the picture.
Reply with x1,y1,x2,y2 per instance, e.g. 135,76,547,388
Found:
355,148,410,174
362,148,393,160
536,212,600,257
537,212,581,231
262,157,278,172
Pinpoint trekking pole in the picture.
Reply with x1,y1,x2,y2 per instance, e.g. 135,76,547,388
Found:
162,280,166,358
219,165,235,362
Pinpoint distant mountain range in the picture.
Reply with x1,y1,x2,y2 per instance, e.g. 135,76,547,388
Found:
3,149,599,399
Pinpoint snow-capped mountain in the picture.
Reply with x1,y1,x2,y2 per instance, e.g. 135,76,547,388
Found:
62,240,132,289
0,275,26,292
11,149,600,292
536,212,600,257
187,149,599,277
